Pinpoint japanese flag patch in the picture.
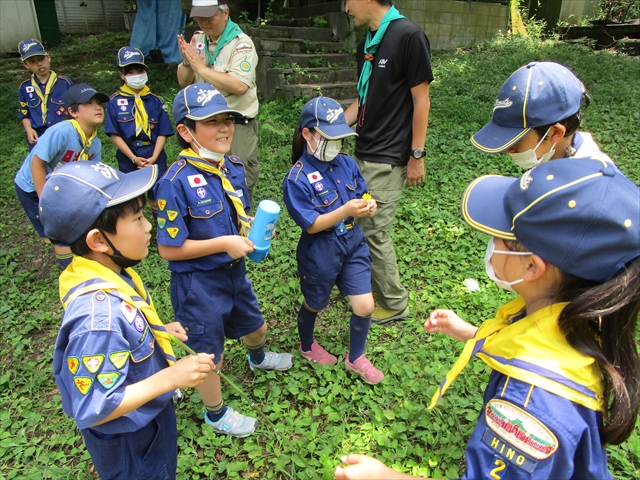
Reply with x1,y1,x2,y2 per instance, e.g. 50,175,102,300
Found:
196,42,205,54
188,174,208,188
117,99,128,106
121,302,137,323
26,86,34,93
307,171,323,183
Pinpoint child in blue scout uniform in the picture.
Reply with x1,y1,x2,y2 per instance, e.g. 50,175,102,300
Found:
17,38,73,151
14,83,108,269
283,97,383,385
40,161,215,480
471,62,614,169
155,83,293,437
105,46,174,216
335,157,640,479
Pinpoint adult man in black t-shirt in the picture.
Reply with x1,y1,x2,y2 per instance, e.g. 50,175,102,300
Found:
345,0,433,324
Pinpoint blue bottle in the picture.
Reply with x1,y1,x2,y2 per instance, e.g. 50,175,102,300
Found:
247,200,280,262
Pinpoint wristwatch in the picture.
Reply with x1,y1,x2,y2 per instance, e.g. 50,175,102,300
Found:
411,149,426,159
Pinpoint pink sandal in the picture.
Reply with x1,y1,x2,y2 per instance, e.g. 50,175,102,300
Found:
299,342,337,366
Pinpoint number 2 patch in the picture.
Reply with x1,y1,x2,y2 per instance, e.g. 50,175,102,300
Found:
488,456,508,479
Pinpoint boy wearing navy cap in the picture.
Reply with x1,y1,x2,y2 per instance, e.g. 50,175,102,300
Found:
155,83,293,437
283,96,383,384
335,158,640,479
40,161,215,479
17,38,73,151
14,83,109,269
471,62,613,169
105,46,174,217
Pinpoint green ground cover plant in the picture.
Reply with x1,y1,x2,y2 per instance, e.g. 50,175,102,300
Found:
0,31,638,479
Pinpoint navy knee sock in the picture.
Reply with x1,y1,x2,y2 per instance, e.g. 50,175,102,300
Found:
246,340,266,365
348,313,372,363
205,401,228,423
297,304,318,351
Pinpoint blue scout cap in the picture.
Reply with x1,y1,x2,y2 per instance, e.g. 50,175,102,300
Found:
300,96,357,140
19,38,47,61
116,46,147,68
471,62,585,153
461,157,640,282
40,161,158,244
63,83,109,109
172,83,243,124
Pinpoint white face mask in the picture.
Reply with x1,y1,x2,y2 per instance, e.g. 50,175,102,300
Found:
508,127,557,169
307,136,342,162
484,238,532,292
187,128,224,163
125,72,148,89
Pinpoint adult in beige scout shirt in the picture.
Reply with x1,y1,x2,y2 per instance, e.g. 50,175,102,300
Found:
177,0,260,209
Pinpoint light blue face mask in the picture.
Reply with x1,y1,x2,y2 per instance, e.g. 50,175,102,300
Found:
484,238,532,292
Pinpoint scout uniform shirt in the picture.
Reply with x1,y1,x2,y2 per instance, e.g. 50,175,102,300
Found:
192,31,259,119
18,73,72,130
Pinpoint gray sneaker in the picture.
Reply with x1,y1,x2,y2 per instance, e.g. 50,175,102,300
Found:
204,407,256,437
248,351,294,371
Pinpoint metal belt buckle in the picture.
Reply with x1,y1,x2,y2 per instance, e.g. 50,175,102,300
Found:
132,140,144,147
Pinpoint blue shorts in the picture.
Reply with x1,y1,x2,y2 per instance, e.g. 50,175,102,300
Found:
297,225,372,311
81,401,177,480
15,182,46,238
170,261,265,360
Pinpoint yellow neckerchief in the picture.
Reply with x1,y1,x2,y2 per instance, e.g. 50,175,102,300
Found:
31,71,58,124
119,84,152,139
181,148,251,236
429,297,604,412
59,255,175,365
67,119,97,160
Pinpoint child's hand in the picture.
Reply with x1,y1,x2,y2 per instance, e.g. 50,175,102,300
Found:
424,309,478,342
26,128,38,145
334,454,403,479
345,198,369,218
164,322,188,342
226,236,255,259
170,353,215,389
366,199,377,217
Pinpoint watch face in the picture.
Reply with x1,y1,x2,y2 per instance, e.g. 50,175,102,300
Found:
412,149,425,158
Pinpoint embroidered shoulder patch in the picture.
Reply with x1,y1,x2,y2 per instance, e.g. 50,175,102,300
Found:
167,227,179,238
157,217,166,229
97,372,121,390
67,356,79,375
485,399,558,460
109,351,130,369
167,210,178,222
240,59,251,72
82,355,105,374
236,42,253,52
74,377,93,395
158,199,167,211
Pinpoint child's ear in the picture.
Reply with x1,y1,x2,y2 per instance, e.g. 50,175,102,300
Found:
176,124,193,143
523,254,548,282
85,229,110,253
549,124,566,143
22,62,30,70
301,127,313,141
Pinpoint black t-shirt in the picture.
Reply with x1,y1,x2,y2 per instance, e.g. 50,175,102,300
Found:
354,18,434,166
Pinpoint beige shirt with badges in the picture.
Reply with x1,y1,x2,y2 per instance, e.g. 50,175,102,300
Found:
193,31,259,119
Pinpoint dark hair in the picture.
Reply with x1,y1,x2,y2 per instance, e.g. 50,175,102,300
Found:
533,92,591,138
176,118,197,149
65,103,79,120
374,0,393,5
291,123,306,165
118,64,147,85
70,196,147,256
504,240,640,445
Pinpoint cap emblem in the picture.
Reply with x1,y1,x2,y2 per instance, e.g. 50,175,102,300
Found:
326,107,343,124
196,88,219,105
123,50,140,60
520,170,533,190
493,98,512,111
22,41,38,52
91,162,120,180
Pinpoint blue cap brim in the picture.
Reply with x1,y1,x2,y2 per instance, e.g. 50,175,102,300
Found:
471,121,532,154
461,175,517,239
107,165,158,207
315,124,357,140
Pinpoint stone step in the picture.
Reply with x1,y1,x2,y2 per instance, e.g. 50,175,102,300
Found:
265,53,355,68
285,0,343,19
256,37,346,55
267,66,356,86
275,82,358,101
245,25,332,42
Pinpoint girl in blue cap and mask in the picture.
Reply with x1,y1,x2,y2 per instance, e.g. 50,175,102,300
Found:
335,157,640,479
283,96,383,385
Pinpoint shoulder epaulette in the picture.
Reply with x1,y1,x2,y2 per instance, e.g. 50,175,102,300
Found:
108,91,121,101
227,155,244,165
164,159,187,182
18,78,31,88
58,75,73,85
287,160,304,181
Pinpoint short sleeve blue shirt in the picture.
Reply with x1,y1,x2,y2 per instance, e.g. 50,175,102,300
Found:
14,121,102,193
53,287,173,434
154,155,250,272
462,371,611,480
18,74,73,129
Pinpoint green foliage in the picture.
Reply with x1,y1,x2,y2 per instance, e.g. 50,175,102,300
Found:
0,30,639,479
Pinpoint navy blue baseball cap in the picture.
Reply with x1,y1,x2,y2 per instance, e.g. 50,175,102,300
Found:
116,46,147,68
40,162,158,244
461,156,640,282
471,62,585,153
173,83,243,124
300,96,357,140
19,38,47,61
63,83,109,109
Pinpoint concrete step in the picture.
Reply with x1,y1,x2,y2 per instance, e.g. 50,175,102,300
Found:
275,82,357,101
245,25,332,42
285,0,343,19
266,66,355,86
256,38,346,55
265,53,355,68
